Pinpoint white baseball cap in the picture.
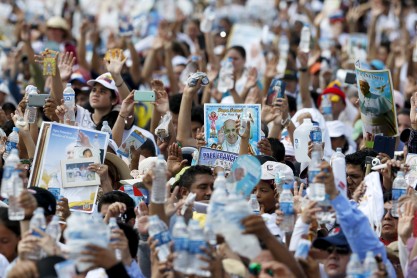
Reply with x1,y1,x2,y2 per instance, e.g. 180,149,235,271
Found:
87,73,120,103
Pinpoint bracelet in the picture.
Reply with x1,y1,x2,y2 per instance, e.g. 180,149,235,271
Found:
119,114,128,119
116,81,124,87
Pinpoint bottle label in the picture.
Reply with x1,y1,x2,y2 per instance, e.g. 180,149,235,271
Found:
392,188,407,200
5,142,17,153
188,240,206,254
310,130,322,143
154,231,171,246
308,169,320,183
280,202,294,215
174,237,189,251
48,188,61,201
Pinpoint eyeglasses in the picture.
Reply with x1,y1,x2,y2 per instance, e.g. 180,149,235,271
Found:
383,208,399,219
325,245,351,255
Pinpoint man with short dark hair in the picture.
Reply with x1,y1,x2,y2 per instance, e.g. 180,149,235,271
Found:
177,165,213,203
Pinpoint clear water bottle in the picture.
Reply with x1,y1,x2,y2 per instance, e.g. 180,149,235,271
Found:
308,150,325,202
310,122,322,145
148,215,171,262
27,207,46,260
1,148,20,198
217,58,234,93
363,251,378,277
173,216,189,273
321,94,333,121
206,171,227,235
25,86,38,124
108,217,122,261
331,148,347,196
151,154,168,204
48,173,61,201
101,121,112,139
249,194,260,214
299,25,310,53
346,253,364,278
46,215,61,242
239,109,248,136
294,118,313,163
200,2,216,33
8,171,24,221
277,36,289,74
63,83,76,124
279,184,294,233
180,56,199,85
392,171,408,217
3,127,19,160
187,220,210,277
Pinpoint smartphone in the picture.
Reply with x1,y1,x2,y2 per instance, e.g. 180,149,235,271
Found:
134,90,156,102
28,94,50,107
345,72,357,85
373,135,396,159
194,202,208,213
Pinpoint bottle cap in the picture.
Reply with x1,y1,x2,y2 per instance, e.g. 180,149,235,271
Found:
397,171,404,177
66,83,72,87
103,121,108,125
283,184,292,190
336,147,342,153
303,118,312,124
12,127,19,132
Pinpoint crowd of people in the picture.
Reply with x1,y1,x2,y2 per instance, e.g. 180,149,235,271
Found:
1,0,417,277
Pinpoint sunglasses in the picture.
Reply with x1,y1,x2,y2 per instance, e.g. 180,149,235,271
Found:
248,262,274,276
384,208,399,219
326,245,351,255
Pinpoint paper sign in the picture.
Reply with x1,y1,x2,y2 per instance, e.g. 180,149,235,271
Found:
197,147,238,171
229,155,261,197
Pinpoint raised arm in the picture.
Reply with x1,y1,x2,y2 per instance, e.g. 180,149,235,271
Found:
77,21,91,71
125,37,142,87
112,91,135,147
104,51,129,101
150,80,169,135
297,51,313,108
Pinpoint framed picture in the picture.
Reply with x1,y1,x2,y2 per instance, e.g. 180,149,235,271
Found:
60,158,100,188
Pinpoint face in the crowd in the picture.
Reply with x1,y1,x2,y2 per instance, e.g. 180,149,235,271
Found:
188,174,214,203
47,27,66,43
224,120,238,144
330,136,346,151
253,180,276,214
346,164,364,197
226,49,245,74
377,46,389,63
0,92,7,105
174,65,186,82
185,21,200,41
90,83,117,110
326,94,345,119
324,246,351,278
398,114,411,134
191,121,203,139
381,201,398,242
76,92,90,107
0,223,19,262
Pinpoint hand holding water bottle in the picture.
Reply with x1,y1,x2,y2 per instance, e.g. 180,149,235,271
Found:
236,117,251,140
301,201,321,225
314,161,338,200
17,190,38,219
56,197,71,221
80,244,119,270
17,231,40,260
109,227,131,265
242,215,272,239
11,108,28,131
104,202,127,223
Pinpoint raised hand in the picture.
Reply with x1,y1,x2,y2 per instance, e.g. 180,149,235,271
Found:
257,138,272,156
18,189,38,219
58,52,75,82
43,98,59,122
80,244,118,269
120,90,135,117
11,108,29,131
244,67,258,91
265,55,278,79
54,99,67,124
195,126,207,148
167,143,188,176
105,50,127,76
301,200,321,225
398,200,415,244
135,201,150,235
104,202,127,223
242,215,272,239
151,80,169,114
293,181,305,214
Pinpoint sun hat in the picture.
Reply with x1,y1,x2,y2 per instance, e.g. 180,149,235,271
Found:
46,16,69,31
105,152,131,180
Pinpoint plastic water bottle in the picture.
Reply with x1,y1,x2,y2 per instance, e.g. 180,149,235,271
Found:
109,217,122,261
321,95,333,121
46,215,61,242
279,184,294,233
217,58,234,93
200,2,216,33
151,154,168,204
173,216,189,273
299,25,310,53
25,86,38,124
363,251,378,277
308,150,325,202
277,36,289,74
206,171,228,235
148,215,171,262
222,193,261,259
392,171,408,217
346,253,363,278
310,122,322,158
180,56,199,85
3,127,19,160
63,83,76,124
249,194,260,214
188,220,210,277
1,148,20,198
239,109,248,136
331,148,347,196
101,121,112,139
8,171,24,221
27,207,46,260
294,118,313,163
48,173,61,201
